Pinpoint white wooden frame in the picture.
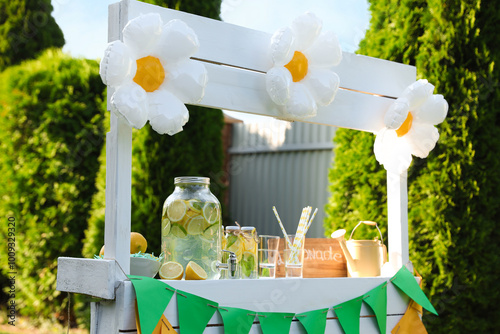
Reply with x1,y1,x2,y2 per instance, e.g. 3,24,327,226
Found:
57,0,417,332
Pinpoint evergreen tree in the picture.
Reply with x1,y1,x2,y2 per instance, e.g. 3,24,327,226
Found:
0,0,65,71
0,49,105,322
325,1,500,332
83,0,224,258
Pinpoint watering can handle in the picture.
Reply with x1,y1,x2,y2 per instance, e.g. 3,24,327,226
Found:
349,221,384,244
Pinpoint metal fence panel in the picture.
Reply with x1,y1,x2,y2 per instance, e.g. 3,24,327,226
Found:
228,120,336,237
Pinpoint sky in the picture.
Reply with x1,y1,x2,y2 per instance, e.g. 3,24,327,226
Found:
51,0,370,122
51,0,370,60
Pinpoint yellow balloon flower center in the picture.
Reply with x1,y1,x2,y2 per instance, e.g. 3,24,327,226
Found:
133,56,165,92
396,112,413,137
284,51,308,82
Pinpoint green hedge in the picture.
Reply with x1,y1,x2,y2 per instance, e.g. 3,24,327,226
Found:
324,1,500,332
0,0,64,71
0,49,105,323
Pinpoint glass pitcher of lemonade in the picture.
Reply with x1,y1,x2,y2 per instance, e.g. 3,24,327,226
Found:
161,177,222,279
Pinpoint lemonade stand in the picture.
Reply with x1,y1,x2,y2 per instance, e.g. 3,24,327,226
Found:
56,0,445,332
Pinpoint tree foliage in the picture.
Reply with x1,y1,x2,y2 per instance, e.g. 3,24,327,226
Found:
83,0,224,258
325,1,500,332
0,0,64,71
0,49,105,322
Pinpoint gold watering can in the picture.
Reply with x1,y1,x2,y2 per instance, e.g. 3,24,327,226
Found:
331,221,387,277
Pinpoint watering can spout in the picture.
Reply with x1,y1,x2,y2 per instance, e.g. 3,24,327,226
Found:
331,229,358,273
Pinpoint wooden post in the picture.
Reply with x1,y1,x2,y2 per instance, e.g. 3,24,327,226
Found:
386,170,409,270
103,114,132,274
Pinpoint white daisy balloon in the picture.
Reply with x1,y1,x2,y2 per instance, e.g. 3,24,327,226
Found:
266,12,342,121
99,13,207,135
374,79,449,174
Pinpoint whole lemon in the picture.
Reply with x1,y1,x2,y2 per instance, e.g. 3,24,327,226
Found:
130,232,147,254
99,245,105,257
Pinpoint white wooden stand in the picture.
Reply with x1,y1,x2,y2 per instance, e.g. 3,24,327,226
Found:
56,1,417,333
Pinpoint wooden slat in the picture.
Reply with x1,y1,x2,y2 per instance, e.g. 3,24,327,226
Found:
199,61,392,132
123,0,416,98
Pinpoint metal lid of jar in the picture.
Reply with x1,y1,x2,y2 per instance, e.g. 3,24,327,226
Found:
225,226,240,232
174,176,209,185
241,226,255,232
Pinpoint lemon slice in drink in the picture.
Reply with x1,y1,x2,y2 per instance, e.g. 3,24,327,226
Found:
186,216,207,235
187,199,203,213
226,235,243,262
202,224,219,240
167,200,187,222
159,261,184,280
162,218,171,237
203,202,219,225
185,261,207,280
170,223,187,238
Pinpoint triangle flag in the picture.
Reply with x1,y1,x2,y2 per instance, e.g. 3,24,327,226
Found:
218,306,255,334
129,275,175,334
296,308,328,334
258,312,295,334
390,266,438,315
152,314,178,334
391,300,428,334
334,297,363,334
363,282,388,334
176,289,218,334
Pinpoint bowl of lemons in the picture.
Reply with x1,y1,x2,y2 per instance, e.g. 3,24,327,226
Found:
130,254,161,277
98,232,161,278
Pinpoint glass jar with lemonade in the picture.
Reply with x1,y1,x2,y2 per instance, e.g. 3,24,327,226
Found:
240,227,258,279
161,177,222,280
223,225,258,279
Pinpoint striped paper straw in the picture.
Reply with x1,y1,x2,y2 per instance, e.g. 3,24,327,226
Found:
272,206,292,249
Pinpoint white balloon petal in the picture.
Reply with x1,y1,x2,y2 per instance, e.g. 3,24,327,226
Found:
265,12,342,121
270,27,295,66
154,19,199,63
414,94,448,125
283,83,317,120
110,82,149,129
122,13,162,59
406,123,440,158
291,12,322,51
148,90,189,136
376,79,448,172
164,59,207,104
100,40,136,87
266,66,292,105
401,79,434,110
374,128,412,174
384,97,410,129
304,31,342,67
303,68,339,106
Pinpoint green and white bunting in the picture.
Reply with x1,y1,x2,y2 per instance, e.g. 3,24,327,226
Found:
296,308,329,334
363,282,388,334
218,306,255,334
129,267,437,334
333,297,363,334
258,312,295,334
391,266,438,316
176,289,218,333
129,275,175,334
